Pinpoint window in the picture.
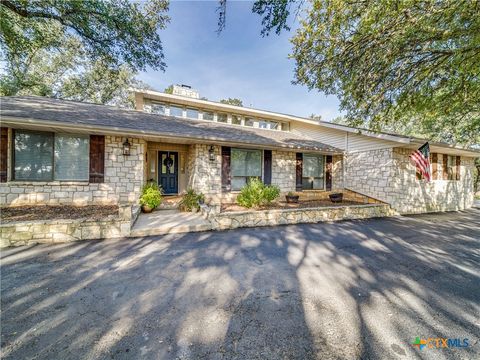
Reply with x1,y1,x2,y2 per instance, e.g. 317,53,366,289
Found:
259,120,279,130
217,113,228,123
186,108,199,119
170,105,183,117
202,111,214,121
54,134,89,180
281,122,289,131
14,131,53,181
231,148,262,190
231,115,242,125
245,117,255,127
14,130,89,181
150,102,167,115
302,154,325,190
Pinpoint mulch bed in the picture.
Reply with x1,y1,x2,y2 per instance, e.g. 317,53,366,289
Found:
221,200,366,212
0,205,119,223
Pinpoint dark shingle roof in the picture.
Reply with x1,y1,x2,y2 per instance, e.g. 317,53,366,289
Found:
0,96,342,153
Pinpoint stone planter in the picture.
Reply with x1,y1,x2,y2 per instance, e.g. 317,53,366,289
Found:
329,193,343,203
141,205,153,213
286,195,299,203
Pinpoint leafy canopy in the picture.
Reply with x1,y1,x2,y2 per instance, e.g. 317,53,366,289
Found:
290,0,480,146
0,0,168,104
220,0,480,146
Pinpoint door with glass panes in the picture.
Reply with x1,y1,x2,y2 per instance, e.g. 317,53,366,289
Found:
158,151,178,194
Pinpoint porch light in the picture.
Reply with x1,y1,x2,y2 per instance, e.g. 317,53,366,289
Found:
208,145,215,161
123,138,131,156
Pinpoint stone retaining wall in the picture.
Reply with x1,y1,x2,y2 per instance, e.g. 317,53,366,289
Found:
0,205,137,248
209,204,396,230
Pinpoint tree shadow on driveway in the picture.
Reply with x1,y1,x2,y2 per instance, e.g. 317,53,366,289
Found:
1,209,479,359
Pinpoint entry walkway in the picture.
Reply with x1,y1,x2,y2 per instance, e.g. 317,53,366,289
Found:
130,209,212,237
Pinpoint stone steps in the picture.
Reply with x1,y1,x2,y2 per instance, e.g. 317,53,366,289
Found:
130,209,212,237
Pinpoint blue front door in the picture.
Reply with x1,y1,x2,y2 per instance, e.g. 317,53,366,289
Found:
158,151,178,194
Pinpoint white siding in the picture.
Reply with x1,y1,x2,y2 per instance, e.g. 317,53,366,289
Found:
290,121,400,152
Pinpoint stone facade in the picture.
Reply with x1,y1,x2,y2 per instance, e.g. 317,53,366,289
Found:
332,155,343,190
209,204,395,230
271,150,297,192
345,147,475,214
187,144,222,203
0,204,137,247
0,136,146,206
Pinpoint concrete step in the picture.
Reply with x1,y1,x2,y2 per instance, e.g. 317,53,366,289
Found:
157,196,182,210
130,209,212,237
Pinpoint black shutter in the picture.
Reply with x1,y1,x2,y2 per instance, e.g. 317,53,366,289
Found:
443,154,448,180
431,153,438,180
0,127,8,182
89,135,105,183
455,156,461,181
263,150,272,185
221,146,231,191
325,155,333,191
296,153,303,191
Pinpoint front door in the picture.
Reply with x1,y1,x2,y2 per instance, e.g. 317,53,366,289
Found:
158,151,178,194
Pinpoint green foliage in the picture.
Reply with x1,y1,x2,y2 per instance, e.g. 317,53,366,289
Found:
220,98,243,107
164,85,174,94
237,178,280,208
289,0,480,146
179,189,205,212
262,184,280,204
139,183,163,209
1,0,169,72
0,0,167,104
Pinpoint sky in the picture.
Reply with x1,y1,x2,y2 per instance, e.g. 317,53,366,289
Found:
138,0,342,121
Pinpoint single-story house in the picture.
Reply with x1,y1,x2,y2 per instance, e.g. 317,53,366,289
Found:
0,85,478,214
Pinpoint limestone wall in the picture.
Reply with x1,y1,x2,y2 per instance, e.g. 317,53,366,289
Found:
210,204,395,230
187,144,222,203
0,136,146,206
271,150,297,192
390,148,475,213
345,147,475,214
0,205,136,247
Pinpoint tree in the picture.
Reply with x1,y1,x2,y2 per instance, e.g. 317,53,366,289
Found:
289,1,480,146
164,85,174,94
220,98,243,107
220,1,480,146
0,32,150,107
1,0,169,72
0,0,168,105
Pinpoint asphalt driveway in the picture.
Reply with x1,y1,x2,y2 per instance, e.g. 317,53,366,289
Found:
1,210,479,359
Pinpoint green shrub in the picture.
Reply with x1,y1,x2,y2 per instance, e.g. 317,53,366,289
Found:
139,183,163,209
262,184,280,205
179,188,204,211
236,178,280,208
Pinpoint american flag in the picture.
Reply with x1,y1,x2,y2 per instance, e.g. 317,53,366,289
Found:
410,142,431,181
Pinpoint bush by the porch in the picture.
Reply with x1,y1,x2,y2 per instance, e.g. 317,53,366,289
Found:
139,183,163,210
179,189,205,212
236,178,280,208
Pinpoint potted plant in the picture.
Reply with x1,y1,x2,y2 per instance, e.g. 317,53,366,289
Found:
139,183,163,213
285,191,299,203
329,192,343,203
179,189,204,212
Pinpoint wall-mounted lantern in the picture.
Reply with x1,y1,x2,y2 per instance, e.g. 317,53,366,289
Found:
208,145,215,162
123,138,131,156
